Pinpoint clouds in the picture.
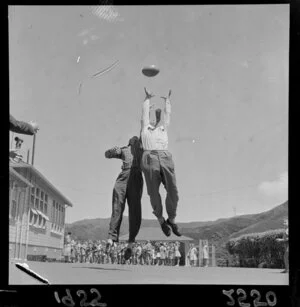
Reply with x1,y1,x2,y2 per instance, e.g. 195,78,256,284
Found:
259,171,288,198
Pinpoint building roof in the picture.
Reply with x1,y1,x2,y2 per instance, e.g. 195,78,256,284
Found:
9,167,34,188
119,227,194,242
10,161,73,207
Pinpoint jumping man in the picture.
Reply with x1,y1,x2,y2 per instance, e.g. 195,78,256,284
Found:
140,88,181,237
105,136,143,260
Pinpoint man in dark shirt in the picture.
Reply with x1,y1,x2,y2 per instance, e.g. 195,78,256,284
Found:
105,136,143,260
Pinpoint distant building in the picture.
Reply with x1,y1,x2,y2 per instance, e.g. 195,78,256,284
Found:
9,161,73,261
119,227,194,266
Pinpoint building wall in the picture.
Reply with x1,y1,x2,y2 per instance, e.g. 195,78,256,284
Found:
10,167,70,260
18,168,65,248
9,178,30,260
27,245,63,260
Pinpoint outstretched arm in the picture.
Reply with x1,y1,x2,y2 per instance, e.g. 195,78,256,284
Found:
161,90,172,128
105,146,122,159
141,87,154,129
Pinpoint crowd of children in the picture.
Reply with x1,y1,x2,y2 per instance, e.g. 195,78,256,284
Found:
64,238,183,266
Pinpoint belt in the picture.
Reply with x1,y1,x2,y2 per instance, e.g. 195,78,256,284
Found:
144,150,168,154
122,166,141,171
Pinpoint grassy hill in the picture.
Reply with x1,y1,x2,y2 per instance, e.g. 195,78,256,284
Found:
66,201,288,265
229,201,288,239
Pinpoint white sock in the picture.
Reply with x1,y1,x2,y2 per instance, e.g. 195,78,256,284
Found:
107,239,113,245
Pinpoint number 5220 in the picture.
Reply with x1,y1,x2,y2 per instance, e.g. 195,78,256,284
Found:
222,288,277,307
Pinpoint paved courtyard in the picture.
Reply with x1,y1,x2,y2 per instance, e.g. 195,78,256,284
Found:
9,261,289,285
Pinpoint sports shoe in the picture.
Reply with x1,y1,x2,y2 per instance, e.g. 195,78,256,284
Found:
160,219,171,237
166,219,182,236
124,247,132,261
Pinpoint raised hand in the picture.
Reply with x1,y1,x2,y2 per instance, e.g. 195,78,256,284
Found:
144,87,155,100
160,90,172,101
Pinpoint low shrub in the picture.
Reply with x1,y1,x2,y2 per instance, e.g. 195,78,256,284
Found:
226,229,286,268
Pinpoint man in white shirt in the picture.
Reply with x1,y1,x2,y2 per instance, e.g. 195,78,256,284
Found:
140,88,181,237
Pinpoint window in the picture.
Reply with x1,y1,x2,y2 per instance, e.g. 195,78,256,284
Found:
40,200,44,213
29,210,34,225
35,198,39,209
38,214,43,227
41,191,44,200
50,200,64,232
33,214,38,226
56,203,59,225
36,188,40,197
42,217,46,229
11,200,17,220
30,195,34,207
62,207,65,224
59,205,61,226
52,200,55,222
44,194,48,215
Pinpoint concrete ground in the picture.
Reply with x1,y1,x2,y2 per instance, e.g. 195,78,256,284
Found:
9,261,289,285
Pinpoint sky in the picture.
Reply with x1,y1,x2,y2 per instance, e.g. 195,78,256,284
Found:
9,5,289,223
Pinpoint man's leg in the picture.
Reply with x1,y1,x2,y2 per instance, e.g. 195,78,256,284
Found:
107,172,128,243
160,151,181,236
124,170,143,260
160,152,179,220
127,170,143,243
141,152,163,219
141,151,171,236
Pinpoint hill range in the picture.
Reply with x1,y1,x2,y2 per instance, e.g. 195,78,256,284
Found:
66,201,288,244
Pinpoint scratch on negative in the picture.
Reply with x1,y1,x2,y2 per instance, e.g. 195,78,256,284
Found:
92,60,119,78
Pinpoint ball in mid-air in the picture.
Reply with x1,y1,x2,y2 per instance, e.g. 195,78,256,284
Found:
142,65,160,77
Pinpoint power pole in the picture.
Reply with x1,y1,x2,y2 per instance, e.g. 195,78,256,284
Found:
233,206,237,216
31,134,36,165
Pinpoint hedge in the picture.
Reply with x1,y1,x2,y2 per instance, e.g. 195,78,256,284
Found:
226,229,286,268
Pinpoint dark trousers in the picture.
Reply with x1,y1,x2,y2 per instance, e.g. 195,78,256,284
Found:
141,150,179,220
108,168,143,243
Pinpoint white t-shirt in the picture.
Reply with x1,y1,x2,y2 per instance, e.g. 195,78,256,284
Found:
190,247,197,260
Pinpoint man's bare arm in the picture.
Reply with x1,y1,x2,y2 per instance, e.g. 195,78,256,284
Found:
141,88,154,129
161,90,172,127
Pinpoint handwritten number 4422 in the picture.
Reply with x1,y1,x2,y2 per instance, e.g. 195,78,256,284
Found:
223,289,277,307
54,288,107,307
